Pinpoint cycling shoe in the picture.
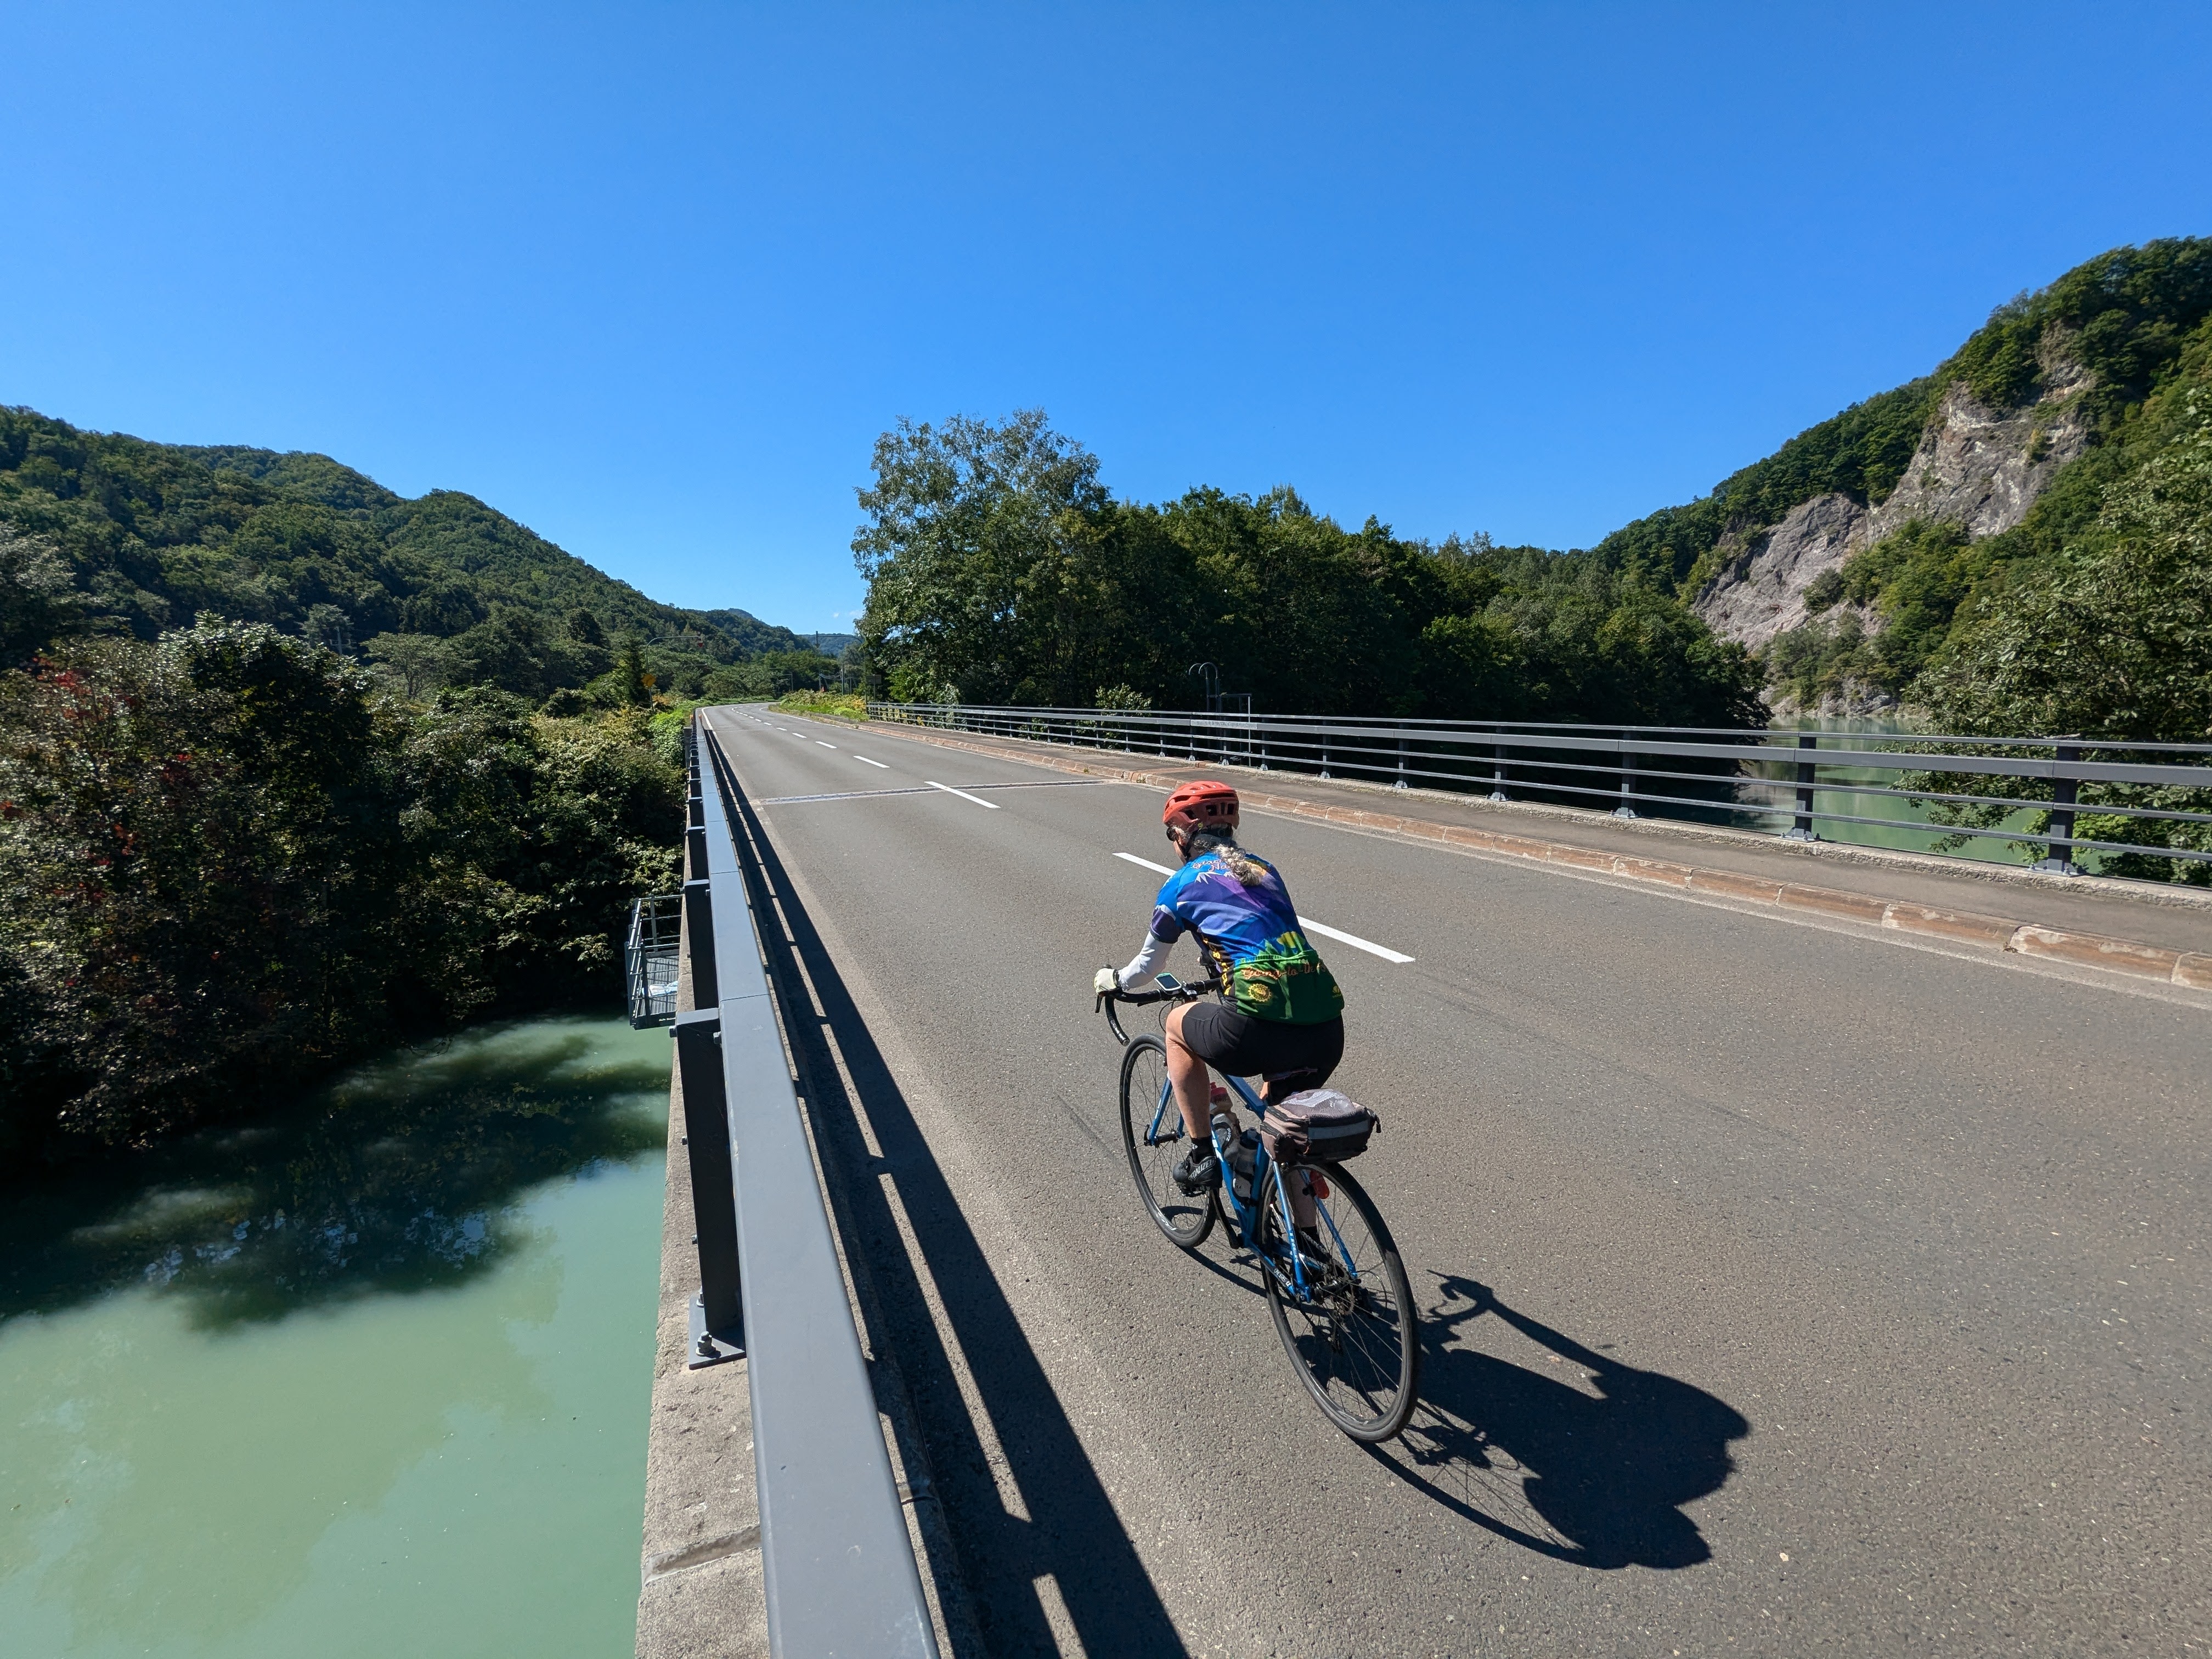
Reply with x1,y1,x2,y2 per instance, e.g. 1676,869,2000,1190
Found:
1172,1147,1220,1195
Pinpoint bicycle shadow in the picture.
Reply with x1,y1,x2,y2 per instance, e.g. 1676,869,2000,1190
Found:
1368,1274,1751,1569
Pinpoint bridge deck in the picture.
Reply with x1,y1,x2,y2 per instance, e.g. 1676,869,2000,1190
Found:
686,702,2209,1656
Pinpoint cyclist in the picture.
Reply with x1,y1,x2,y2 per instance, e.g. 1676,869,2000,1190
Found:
1093,780,1346,1193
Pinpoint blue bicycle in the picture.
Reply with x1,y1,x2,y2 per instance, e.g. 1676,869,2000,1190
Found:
1102,975,1420,1443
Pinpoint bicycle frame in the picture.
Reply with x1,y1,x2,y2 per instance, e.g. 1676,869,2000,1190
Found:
1142,1071,1356,1302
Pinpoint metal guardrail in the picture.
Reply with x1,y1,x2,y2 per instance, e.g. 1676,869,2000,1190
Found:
866,701,2212,874
672,715,939,1658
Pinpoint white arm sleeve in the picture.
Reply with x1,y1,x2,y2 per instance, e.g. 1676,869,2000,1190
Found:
1117,932,1172,990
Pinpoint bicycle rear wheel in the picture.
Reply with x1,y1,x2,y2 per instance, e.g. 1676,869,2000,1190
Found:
1257,1163,1419,1443
1119,1035,1215,1249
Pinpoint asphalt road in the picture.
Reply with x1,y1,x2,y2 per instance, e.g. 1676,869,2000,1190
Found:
702,704,2209,1659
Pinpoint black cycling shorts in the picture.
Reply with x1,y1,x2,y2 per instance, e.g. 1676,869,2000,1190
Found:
1181,1004,1344,1099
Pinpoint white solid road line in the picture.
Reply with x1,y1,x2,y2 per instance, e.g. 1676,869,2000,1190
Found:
817,740,837,748
1113,853,1414,964
928,781,1001,810
854,755,890,768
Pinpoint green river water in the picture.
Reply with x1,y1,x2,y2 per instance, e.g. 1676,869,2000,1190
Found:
0,1014,670,1659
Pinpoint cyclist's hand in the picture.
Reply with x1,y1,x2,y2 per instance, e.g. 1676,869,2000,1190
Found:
1092,967,1119,996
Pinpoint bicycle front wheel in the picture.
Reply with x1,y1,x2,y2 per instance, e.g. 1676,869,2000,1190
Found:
1119,1035,1215,1250
1257,1162,1419,1443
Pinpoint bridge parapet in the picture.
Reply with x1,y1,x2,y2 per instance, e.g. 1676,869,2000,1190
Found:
636,714,939,1659
866,702,2212,876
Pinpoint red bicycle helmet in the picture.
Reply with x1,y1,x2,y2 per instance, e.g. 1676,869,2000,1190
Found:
1163,779,1240,836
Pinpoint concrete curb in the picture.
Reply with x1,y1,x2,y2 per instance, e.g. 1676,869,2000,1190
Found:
827,715,2212,993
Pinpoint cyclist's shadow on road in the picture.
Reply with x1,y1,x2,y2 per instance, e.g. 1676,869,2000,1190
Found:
1369,1274,1750,1570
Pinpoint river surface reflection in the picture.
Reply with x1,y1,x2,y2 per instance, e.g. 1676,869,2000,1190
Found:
0,1014,668,1658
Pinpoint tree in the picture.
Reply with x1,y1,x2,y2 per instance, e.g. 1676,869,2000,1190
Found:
853,410,1111,704
612,633,652,706
0,623,686,1153
0,624,402,1144
1,523,81,669
850,410,1764,729
303,602,355,656
365,631,458,699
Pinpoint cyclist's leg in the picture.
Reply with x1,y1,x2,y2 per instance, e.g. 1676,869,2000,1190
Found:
1162,1003,1220,1143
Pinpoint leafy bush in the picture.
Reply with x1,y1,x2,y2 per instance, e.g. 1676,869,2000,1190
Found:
0,623,681,1160
777,689,867,719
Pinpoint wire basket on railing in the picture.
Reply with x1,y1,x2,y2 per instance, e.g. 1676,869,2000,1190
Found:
626,894,682,1028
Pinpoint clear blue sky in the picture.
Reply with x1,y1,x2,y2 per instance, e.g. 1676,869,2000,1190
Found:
5,3,2209,637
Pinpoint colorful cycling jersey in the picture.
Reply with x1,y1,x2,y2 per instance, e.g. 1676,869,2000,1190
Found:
1147,851,1344,1024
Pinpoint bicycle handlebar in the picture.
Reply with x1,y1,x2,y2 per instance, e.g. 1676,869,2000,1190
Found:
1096,977,1218,1047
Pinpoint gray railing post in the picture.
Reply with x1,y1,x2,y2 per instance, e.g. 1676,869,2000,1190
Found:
2032,740,2084,874
1785,732,1819,840
1489,741,1509,802
1321,732,1331,779
1395,733,1409,791
683,877,717,1006
1615,732,1638,818
674,1008,743,1366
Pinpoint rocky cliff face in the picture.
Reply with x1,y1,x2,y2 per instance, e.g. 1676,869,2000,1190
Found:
1692,351,2094,654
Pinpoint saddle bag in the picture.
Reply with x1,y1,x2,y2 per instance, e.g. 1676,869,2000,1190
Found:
1261,1088,1378,1164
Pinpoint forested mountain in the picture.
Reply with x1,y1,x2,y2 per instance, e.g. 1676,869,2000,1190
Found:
0,408,832,701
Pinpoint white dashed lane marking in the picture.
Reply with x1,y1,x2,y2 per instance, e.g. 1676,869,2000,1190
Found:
927,781,1001,810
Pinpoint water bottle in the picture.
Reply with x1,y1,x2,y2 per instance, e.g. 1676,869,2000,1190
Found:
1229,1127,1260,1206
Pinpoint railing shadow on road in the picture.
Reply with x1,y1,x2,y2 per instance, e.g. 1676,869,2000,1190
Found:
1365,1273,1751,1569
725,785,1191,1659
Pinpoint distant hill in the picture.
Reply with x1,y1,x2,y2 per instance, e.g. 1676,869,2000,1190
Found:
701,609,840,658
0,408,820,699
